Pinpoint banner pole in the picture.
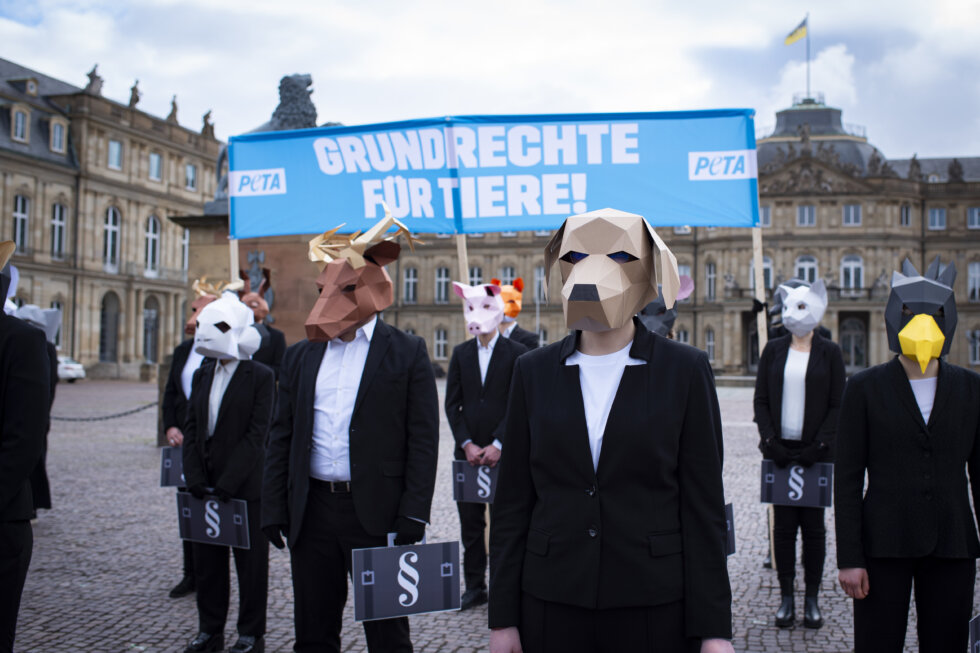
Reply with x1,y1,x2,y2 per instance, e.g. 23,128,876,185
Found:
229,237,239,283
455,234,472,340
752,226,768,354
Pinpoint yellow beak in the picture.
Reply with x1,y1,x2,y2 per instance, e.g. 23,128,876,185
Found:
898,314,945,374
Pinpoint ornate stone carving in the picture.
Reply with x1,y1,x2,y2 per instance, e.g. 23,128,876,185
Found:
84,64,103,95
797,123,812,156
270,74,317,130
201,110,215,138
128,80,141,108
907,154,922,181
166,95,178,124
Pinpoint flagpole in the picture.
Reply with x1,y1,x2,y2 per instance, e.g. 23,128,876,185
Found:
806,12,811,98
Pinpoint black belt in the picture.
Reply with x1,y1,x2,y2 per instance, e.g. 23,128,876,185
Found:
311,478,351,493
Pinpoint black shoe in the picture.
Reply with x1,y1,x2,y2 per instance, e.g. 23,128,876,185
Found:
183,632,223,653
803,596,823,629
169,575,196,598
763,552,772,569
229,635,264,653
460,588,488,610
775,595,795,628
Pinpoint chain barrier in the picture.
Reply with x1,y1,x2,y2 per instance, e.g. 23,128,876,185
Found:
51,401,158,422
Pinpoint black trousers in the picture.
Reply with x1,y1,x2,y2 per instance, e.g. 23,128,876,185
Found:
289,480,411,653
853,556,975,653
192,500,268,637
519,593,699,653
456,500,487,591
773,505,825,592
183,539,195,576
0,521,32,653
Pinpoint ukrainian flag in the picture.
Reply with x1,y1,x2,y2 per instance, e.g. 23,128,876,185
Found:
784,18,807,45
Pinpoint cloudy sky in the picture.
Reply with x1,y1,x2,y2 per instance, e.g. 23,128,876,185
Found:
2,0,978,159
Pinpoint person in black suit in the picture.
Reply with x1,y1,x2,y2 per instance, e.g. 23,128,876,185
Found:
489,211,732,653
262,217,438,653
494,278,540,350
836,258,979,653
182,295,273,653
754,280,844,629
0,245,50,653
445,281,527,611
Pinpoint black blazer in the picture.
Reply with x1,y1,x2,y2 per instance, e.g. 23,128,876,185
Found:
754,333,846,461
182,359,274,502
252,324,286,380
489,318,731,639
507,324,539,350
262,318,439,543
162,339,195,432
0,316,50,522
835,358,980,568
445,336,527,455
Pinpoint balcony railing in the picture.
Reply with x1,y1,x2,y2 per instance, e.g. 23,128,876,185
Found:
724,287,888,302
123,262,188,282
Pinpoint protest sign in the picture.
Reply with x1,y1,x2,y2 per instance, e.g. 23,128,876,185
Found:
352,540,460,621
176,491,250,549
760,461,834,508
452,460,498,504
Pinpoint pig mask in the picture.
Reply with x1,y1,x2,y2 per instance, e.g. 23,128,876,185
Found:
494,277,524,323
194,294,261,361
453,281,504,336
544,208,679,332
779,280,828,337
306,212,421,342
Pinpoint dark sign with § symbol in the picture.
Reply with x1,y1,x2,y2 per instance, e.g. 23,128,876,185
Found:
176,491,250,549
725,502,735,556
452,460,498,504
160,446,185,487
760,461,834,508
970,613,980,653
352,540,460,621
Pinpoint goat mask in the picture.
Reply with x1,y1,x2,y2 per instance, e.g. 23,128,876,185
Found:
453,281,504,336
193,293,260,361
886,257,957,373
779,279,828,337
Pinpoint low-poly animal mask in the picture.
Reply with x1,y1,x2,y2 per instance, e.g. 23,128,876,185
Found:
453,281,504,336
886,257,957,373
193,294,260,361
778,279,828,337
544,208,679,332
639,275,694,337
306,211,421,342
14,304,61,344
239,268,271,323
186,277,243,336
493,277,524,323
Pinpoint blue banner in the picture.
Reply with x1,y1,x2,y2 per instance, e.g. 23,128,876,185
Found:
228,110,759,238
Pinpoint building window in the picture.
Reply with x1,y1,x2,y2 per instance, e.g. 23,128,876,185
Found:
534,229,552,237
705,261,716,301
435,267,450,304
673,226,692,235
50,122,65,153
969,330,980,365
12,109,28,142
928,208,947,230
968,207,980,230
797,205,815,227
13,195,29,254
434,328,448,360
705,328,715,360
149,152,162,181
499,266,516,285
676,328,690,344
469,232,484,238
841,318,867,371
500,231,517,238
535,265,546,302
403,267,418,304
900,204,912,227
842,204,862,226
108,139,122,170
969,262,980,302
50,300,63,348
51,203,67,259
795,255,818,283
678,264,691,302
750,256,774,290
181,228,189,271
469,266,483,286
144,215,160,274
435,233,452,239
185,163,198,191
841,255,864,293
143,296,160,363
99,291,121,362
760,205,771,227
103,207,120,272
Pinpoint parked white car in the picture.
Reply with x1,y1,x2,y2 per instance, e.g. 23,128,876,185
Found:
57,355,86,383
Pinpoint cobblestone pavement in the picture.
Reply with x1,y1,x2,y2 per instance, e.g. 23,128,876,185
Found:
14,380,980,652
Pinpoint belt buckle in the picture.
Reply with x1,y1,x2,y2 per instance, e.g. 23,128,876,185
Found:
331,481,350,493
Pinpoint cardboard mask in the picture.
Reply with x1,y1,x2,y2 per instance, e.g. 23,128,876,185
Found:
544,208,679,332
0,240,14,304
769,278,809,325
239,267,271,323
638,275,694,337
493,277,524,323
453,281,504,336
193,294,260,361
306,210,421,342
886,257,957,372
186,277,243,336
779,279,828,337
14,304,61,344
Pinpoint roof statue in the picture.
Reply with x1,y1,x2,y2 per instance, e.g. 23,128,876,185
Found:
84,64,103,95
948,158,965,183
907,154,922,181
166,95,178,124
271,74,317,131
202,110,215,138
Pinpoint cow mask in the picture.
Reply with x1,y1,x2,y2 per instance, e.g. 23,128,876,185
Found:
193,293,260,361
544,208,679,332
638,275,694,337
306,211,421,342
494,277,524,323
886,257,957,373
453,281,504,336
779,279,828,337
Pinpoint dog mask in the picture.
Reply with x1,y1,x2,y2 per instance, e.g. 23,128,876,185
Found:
306,211,421,342
779,279,828,337
453,281,504,336
544,209,679,332
886,257,957,373
194,294,260,361
638,275,694,337
493,277,524,323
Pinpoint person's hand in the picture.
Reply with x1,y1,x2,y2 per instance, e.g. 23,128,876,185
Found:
188,484,207,500
489,627,523,653
796,444,822,468
839,567,869,599
166,427,184,447
700,639,735,653
481,444,501,468
263,524,287,549
214,486,232,503
764,439,794,468
463,442,484,466
393,517,426,545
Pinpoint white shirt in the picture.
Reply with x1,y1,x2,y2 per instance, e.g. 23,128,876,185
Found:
501,322,517,339
909,376,938,423
780,348,809,441
461,332,504,451
310,316,377,482
181,348,205,399
565,342,646,470
208,359,239,437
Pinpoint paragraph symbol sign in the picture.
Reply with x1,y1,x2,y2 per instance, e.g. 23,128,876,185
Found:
397,552,420,607
205,500,221,539
788,466,805,501
477,466,492,499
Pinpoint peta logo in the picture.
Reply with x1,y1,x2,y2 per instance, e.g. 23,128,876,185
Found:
229,168,287,197
688,150,757,181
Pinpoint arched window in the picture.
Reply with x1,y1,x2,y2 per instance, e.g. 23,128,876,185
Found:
840,255,864,294
840,318,867,372
51,203,67,259
99,291,121,362
795,255,818,283
705,327,716,361
750,256,774,290
705,261,717,301
144,215,160,274
143,295,160,363
103,207,120,272
13,195,29,254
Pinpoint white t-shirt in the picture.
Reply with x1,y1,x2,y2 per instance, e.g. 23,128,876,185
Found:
780,348,809,441
909,377,938,424
565,342,646,470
